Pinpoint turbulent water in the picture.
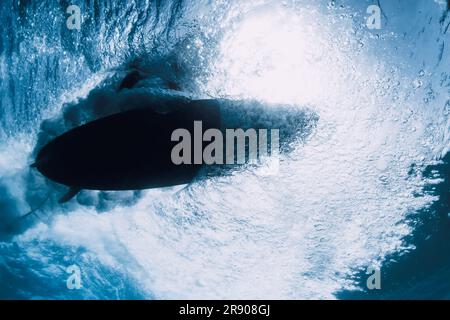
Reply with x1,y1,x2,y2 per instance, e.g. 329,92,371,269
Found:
0,0,449,299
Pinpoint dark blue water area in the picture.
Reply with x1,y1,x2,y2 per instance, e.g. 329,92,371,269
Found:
339,153,450,299
0,243,148,300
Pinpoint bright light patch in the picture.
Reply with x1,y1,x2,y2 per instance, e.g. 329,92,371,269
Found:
209,5,338,105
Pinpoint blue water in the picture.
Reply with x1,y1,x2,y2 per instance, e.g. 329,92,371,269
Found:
0,0,449,299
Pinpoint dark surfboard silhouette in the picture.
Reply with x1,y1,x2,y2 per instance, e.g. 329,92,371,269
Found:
33,99,221,203
30,70,317,207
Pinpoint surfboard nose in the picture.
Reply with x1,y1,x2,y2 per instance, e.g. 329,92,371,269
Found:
32,154,50,171
33,146,64,183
